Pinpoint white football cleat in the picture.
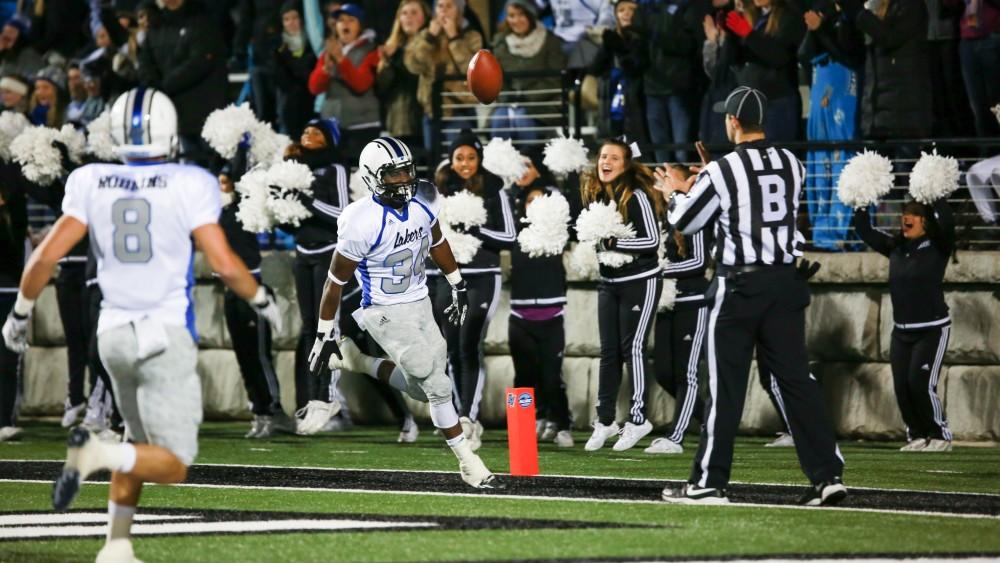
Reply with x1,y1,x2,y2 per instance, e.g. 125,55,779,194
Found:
900,438,928,452
398,418,419,443
553,430,574,448
295,400,341,435
96,538,144,563
764,432,795,448
459,454,500,489
644,437,684,454
61,401,86,428
922,439,953,452
584,421,620,451
0,426,23,442
328,336,368,372
613,420,653,451
460,417,481,451
53,428,114,511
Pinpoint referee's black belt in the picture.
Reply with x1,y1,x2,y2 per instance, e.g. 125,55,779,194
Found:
715,263,794,277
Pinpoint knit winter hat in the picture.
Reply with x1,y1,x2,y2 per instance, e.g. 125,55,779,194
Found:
448,128,483,161
438,0,466,15
305,117,342,147
34,65,67,92
280,0,301,15
505,0,538,17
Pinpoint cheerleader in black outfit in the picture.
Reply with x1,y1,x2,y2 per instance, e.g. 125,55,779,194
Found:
581,139,663,453
854,199,956,452
432,131,516,449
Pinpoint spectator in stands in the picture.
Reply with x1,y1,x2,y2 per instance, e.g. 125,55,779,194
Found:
722,0,806,142
275,2,316,138
699,1,738,144
231,0,283,126
0,73,29,113
837,0,932,140
537,0,614,57
0,17,42,79
21,0,89,60
405,0,482,151
308,3,381,160
78,14,135,101
375,0,429,146
490,0,565,142
433,130,514,448
29,65,66,127
588,0,648,142
78,69,106,125
642,0,700,164
943,0,1000,137
65,63,87,124
798,1,863,250
137,0,228,166
925,0,975,137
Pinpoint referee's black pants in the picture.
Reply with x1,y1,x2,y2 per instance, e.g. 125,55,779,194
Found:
509,314,570,430
435,273,501,421
55,263,91,407
890,326,952,441
596,276,661,426
653,304,708,444
690,267,843,489
224,288,283,417
0,292,22,427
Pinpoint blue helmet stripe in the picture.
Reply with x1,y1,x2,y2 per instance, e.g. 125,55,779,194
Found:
130,87,147,146
381,137,404,158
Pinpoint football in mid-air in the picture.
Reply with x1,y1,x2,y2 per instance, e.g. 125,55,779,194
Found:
467,49,503,105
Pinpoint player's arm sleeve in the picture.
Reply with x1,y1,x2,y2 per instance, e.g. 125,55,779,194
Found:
662,230,707,276
668,168,721,235
185,170,223,232
614,190,661,253
334,207,369,262
60,169,90,225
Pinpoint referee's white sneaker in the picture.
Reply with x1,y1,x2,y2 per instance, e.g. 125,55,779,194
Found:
764,432,795,448
797,476,848,506
613,420,653,451
644,437,683,454
922,439,953,452
900,438,928,452
584,421,620,451
295,400,341,435
661,484,729,505
96,538,143,563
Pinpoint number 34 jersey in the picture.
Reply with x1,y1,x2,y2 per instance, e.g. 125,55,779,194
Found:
336,192,439,308
62,162,221,335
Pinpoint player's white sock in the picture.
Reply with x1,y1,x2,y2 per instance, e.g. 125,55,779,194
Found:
106,501,135,541
445,434,475,462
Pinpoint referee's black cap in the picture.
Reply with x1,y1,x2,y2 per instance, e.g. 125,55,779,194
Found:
713,86,768,126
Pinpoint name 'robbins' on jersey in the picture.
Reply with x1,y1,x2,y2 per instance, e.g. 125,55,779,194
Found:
335,179,440,308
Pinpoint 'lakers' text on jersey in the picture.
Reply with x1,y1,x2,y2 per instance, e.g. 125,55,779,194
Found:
62,163,221,335
336,189,439,307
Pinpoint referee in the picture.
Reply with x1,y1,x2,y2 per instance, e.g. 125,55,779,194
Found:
659,87,846,506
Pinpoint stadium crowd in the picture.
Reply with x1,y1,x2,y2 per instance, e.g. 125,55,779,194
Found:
0,0,995,458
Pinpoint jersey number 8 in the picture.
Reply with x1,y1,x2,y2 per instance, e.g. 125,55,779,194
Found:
112,198,153,263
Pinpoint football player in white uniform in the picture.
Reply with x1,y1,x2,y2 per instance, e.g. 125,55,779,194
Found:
308,137,499,488
1,88,282,562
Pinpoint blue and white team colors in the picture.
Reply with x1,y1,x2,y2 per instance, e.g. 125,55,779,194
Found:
61,162,221,336
335,184,440,307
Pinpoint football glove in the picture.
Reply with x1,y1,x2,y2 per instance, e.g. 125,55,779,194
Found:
249,286,283,334
308,319,342,377
444,279,469,326
2,310,29,354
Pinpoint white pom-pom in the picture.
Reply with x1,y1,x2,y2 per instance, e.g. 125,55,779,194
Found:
201,103,258,160
235,167,273,233
265,160,314,193
249,121,291,166
574,200,636,267
441,222,482,263
349,168,369,201
0,111,29,161
56,125,86,164
85,111,118,162
836,150,894,209
567,243,599,279
908,149,960,204
543,132,590,178
992,104,1000,125
658,278,678,312
482,137,527,185
440,190,488,228
261,160,315,227
517,191,570,257
12,126,66,185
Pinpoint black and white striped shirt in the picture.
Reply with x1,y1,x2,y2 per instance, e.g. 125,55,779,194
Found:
668,140,805,266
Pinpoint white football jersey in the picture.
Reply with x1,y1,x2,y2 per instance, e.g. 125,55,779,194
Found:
62,162,221,336
336,193,439,307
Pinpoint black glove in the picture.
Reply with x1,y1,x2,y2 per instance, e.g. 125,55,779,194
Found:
444,279,469,326
307,321,341,377
51,141,75,174
796,259,822,280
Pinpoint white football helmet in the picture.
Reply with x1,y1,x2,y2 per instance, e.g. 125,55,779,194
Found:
358,136,416,208
109,87,178,161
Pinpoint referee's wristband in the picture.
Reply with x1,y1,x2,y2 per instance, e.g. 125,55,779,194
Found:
444,269,463,287
13,293,34,317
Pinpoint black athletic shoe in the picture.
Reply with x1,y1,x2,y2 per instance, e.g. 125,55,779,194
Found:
798,476,848,507
52,428,92,511
476,474,507,490
661,483,730,504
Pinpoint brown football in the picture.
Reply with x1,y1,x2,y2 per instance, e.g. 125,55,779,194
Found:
467,49,503,105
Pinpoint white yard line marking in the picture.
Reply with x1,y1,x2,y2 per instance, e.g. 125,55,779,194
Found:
1,479,996,521
0,513,196,526
0,519,438,539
